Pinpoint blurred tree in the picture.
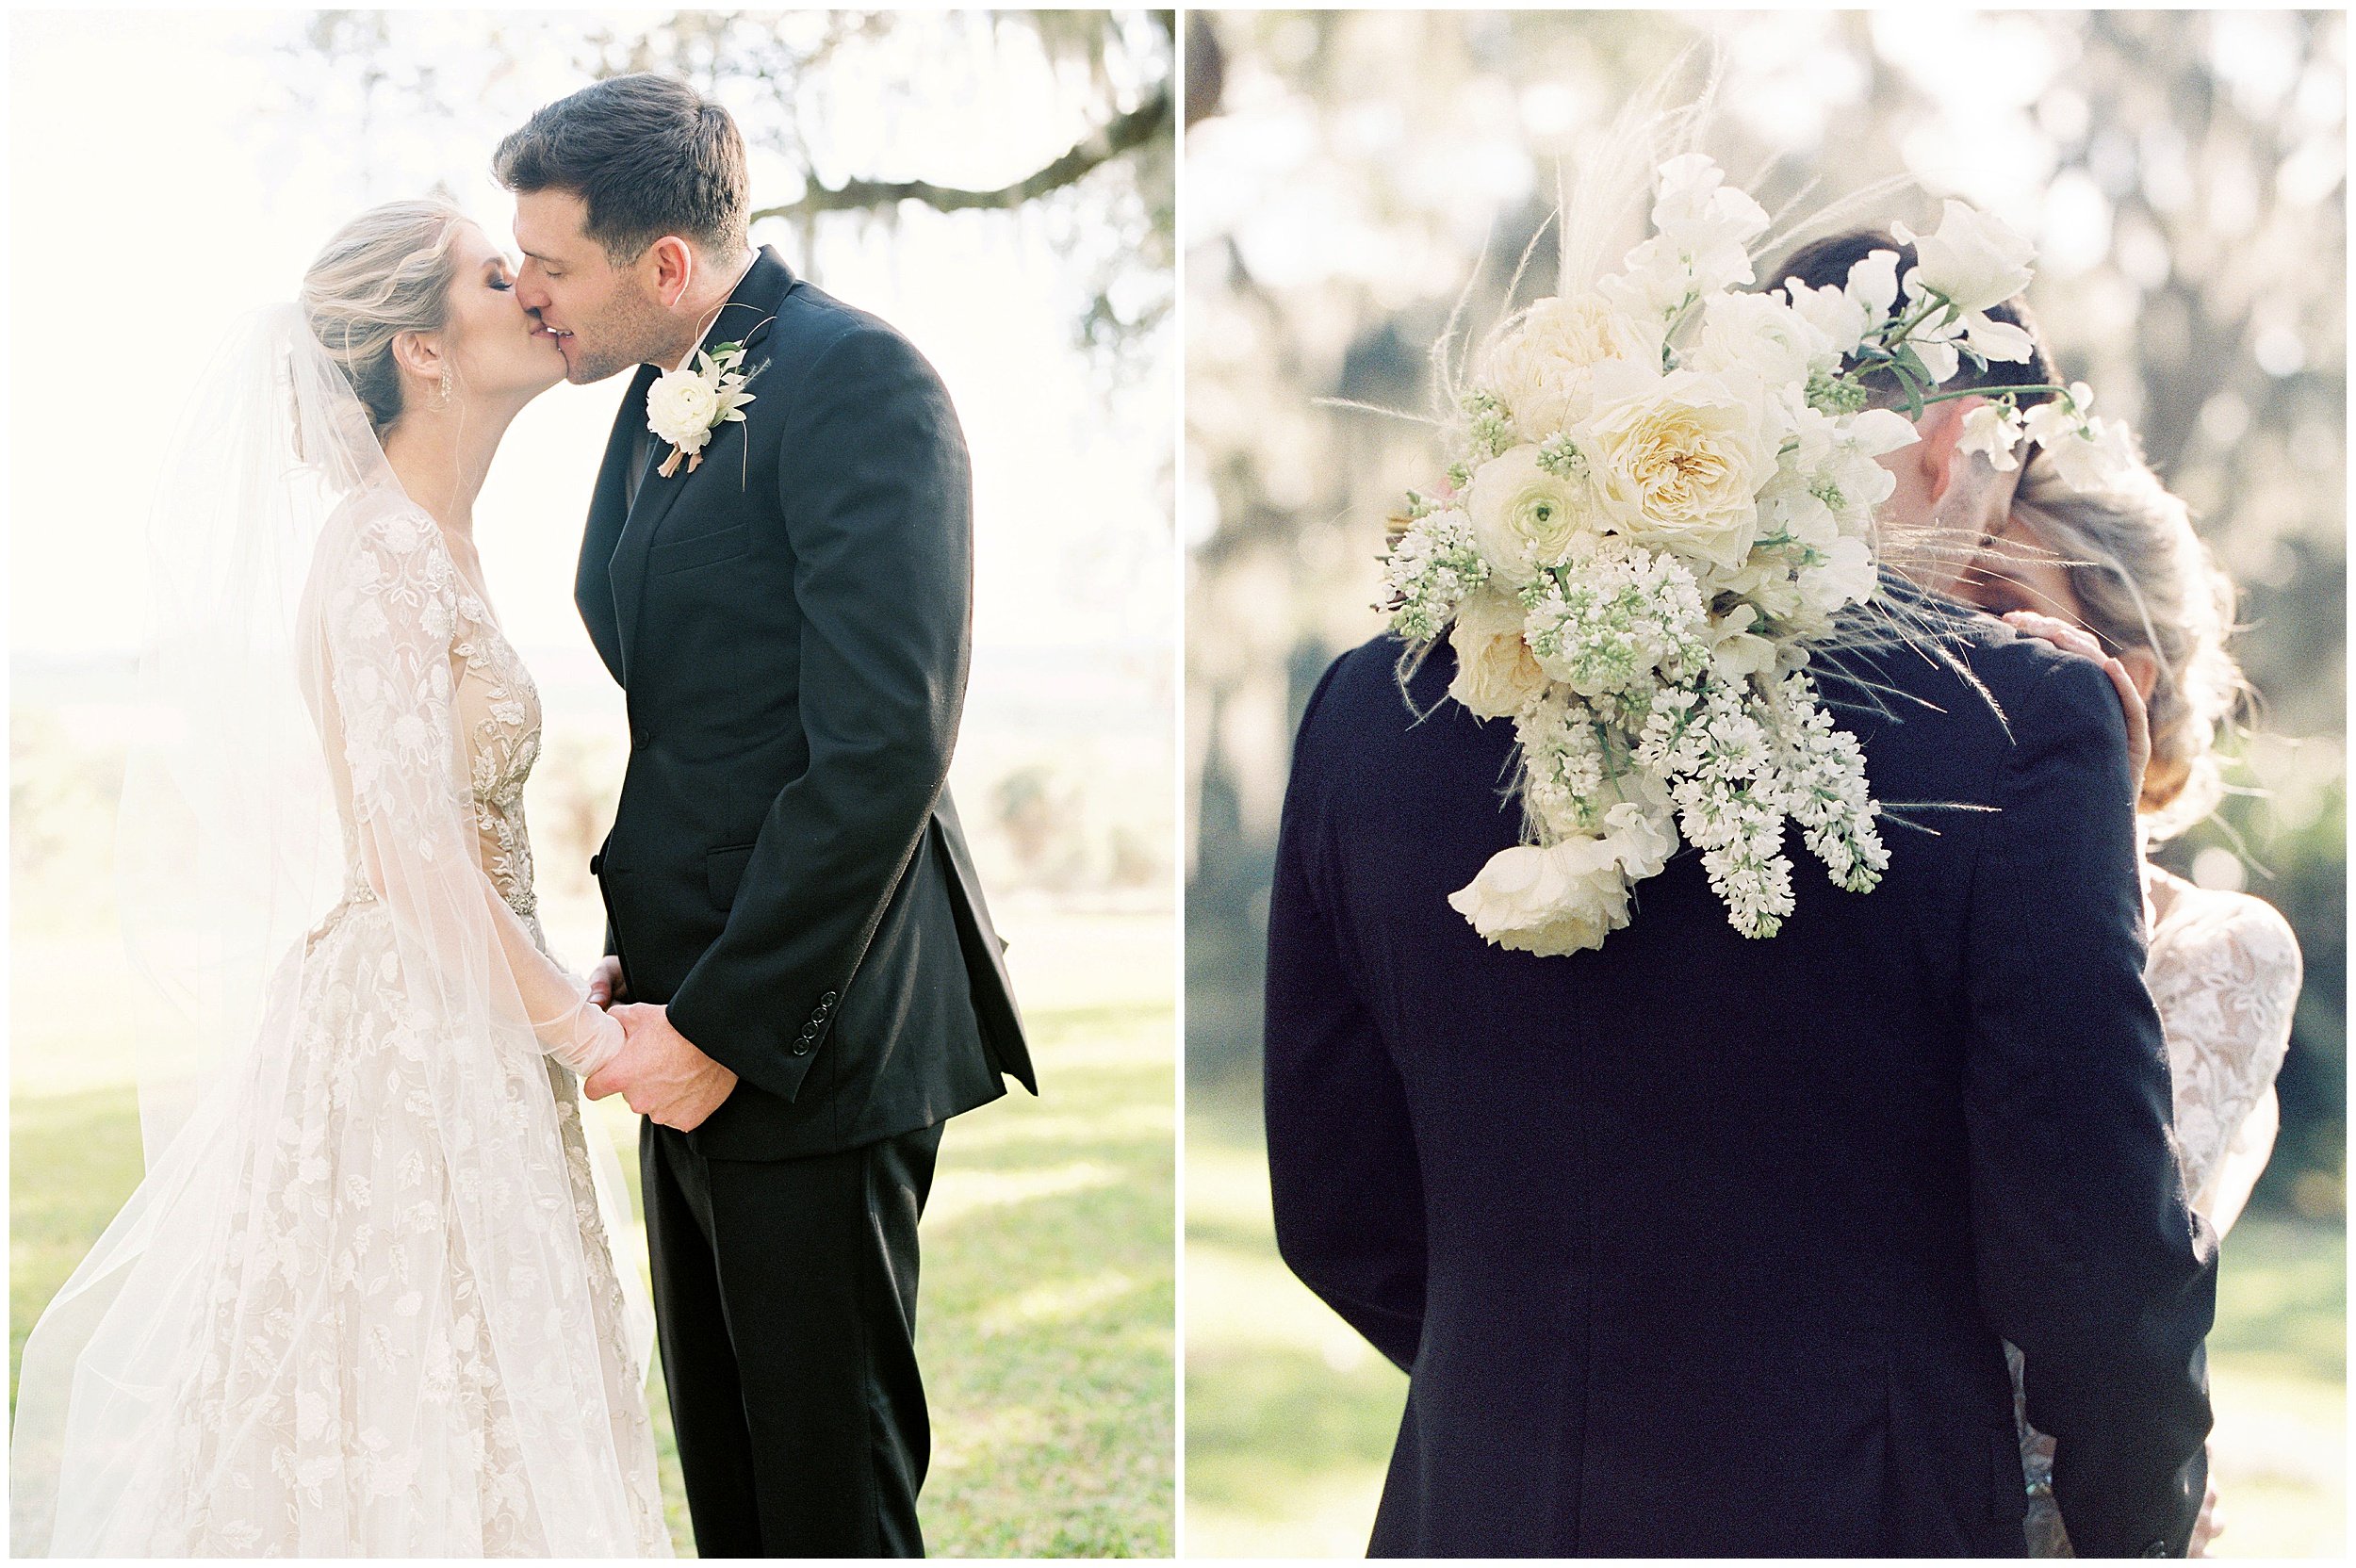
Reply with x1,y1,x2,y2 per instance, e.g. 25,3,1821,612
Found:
1186,10,2345,1209
283,8,1174,375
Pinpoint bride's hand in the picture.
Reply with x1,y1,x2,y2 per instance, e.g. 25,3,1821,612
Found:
2002,610,2151,800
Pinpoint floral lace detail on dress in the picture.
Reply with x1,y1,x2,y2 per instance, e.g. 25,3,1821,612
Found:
2011,870,2302,1556
42,501,669,1556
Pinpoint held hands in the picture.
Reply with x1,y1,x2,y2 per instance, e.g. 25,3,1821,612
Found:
2001,611,2151,800
586,954,629,1008
582,1002,738,1132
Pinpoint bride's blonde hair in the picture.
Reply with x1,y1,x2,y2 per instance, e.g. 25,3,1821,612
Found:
2008,450,2246,839
299,196,470,437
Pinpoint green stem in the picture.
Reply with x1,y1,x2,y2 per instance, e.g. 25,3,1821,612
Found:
1915,383,2075,408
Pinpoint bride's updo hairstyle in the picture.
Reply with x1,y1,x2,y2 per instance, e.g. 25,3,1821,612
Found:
2009,449,2246,839
299,196,471,437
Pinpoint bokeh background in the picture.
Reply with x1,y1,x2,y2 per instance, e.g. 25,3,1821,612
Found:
1184,9,2343,1557
10,8,1175,1556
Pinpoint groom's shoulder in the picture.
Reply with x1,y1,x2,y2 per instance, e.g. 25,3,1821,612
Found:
1828,577,2132,778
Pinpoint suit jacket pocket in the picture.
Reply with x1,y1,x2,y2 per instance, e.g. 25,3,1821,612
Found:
707,842,759,910
649,521,754,577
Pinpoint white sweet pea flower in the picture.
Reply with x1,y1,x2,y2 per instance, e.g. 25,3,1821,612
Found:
1782,276,1870,359
1956,400,2026,471
2023,388,2142,495
1652,154,1773,255
1797,534,1876,614
1962,312,2035,364
1843,249,1903,324
1892,200,2037,316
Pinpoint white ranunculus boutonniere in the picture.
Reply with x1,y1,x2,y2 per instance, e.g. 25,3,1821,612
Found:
647,340,757,477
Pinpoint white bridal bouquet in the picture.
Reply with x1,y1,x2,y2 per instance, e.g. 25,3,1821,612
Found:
1381,155,2135,956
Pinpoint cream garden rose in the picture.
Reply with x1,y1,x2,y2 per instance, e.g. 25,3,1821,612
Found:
1586,371,1777,571
1447,583,1551,720
1480,294,1655,438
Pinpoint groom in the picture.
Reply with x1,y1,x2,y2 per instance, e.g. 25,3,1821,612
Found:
1264,245,2216,1554
498,74,1035,1557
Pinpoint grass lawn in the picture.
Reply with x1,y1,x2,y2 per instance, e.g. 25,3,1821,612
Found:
1184,1072,2345,1559
11,996,1174,1557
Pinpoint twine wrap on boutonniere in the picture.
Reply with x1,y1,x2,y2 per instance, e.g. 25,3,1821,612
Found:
646,339,758,477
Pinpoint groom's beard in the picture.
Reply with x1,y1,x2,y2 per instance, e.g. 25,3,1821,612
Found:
545,291,677,386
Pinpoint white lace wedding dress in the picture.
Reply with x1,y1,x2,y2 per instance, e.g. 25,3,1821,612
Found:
2010,864,2303,1556
12,501,673,1556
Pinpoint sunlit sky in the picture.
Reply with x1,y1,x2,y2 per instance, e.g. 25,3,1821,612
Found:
8,10,1174,693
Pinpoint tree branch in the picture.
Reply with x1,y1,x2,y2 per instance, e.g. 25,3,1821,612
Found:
752,81,1170,220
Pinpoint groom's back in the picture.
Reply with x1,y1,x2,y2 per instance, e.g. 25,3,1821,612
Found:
1264,582,2193,1556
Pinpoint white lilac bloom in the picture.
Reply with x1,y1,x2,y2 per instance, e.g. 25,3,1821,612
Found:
1383,507,1488,644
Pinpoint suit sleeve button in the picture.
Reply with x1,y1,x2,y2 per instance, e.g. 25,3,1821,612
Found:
589,853,603,875
821,990,839,1004
790,1039,810,1056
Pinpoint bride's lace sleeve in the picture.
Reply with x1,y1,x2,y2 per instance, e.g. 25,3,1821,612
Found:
2151,891,2302,1216
310,505,620,1075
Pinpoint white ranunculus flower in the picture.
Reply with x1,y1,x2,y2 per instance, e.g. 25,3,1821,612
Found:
1585,370,1778,572
1447,584,1551,720
1893,200,2037,316
1479,294,1655,438
646,371,722,452
1692,290,1826,397
1447,803,1677,956
1957,400,2026,471
1466,444,1596,583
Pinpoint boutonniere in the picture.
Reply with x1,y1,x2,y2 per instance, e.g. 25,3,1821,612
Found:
646,340,757,478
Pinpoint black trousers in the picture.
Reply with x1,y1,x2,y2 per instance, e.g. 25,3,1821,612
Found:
643,1119,944,1558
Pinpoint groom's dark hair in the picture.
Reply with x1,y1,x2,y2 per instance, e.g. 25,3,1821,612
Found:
495,73,749,264
1771,228,2060,410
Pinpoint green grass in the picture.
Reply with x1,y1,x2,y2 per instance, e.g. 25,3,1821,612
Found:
10,1002,1175,1557
1184,1072,2345,1559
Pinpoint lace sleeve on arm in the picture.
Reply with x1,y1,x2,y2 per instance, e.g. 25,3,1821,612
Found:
313,506,621,1075
2151,892,2302,1210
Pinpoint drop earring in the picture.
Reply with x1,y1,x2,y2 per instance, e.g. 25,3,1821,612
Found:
437,368,453,408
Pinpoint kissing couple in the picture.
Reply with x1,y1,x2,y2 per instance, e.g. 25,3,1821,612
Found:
14,73,1034,1558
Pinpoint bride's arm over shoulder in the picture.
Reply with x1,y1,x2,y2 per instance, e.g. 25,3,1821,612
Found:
315,505,621,1076
2169,889,2301,1233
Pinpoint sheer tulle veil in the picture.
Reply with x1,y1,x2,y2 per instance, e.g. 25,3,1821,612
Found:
12,301,658,1553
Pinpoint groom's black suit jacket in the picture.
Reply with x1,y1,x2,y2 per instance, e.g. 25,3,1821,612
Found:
1264,578,2216,1557
581,246,1034,1161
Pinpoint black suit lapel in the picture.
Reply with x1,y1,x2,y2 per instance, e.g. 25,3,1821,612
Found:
578,362,662,682
605,248,794,679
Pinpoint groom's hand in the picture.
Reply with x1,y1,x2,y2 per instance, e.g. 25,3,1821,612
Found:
584,1004,738,1132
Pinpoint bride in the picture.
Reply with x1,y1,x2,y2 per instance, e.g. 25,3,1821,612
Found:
10,198,672,1556
1961,433,2302,1559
